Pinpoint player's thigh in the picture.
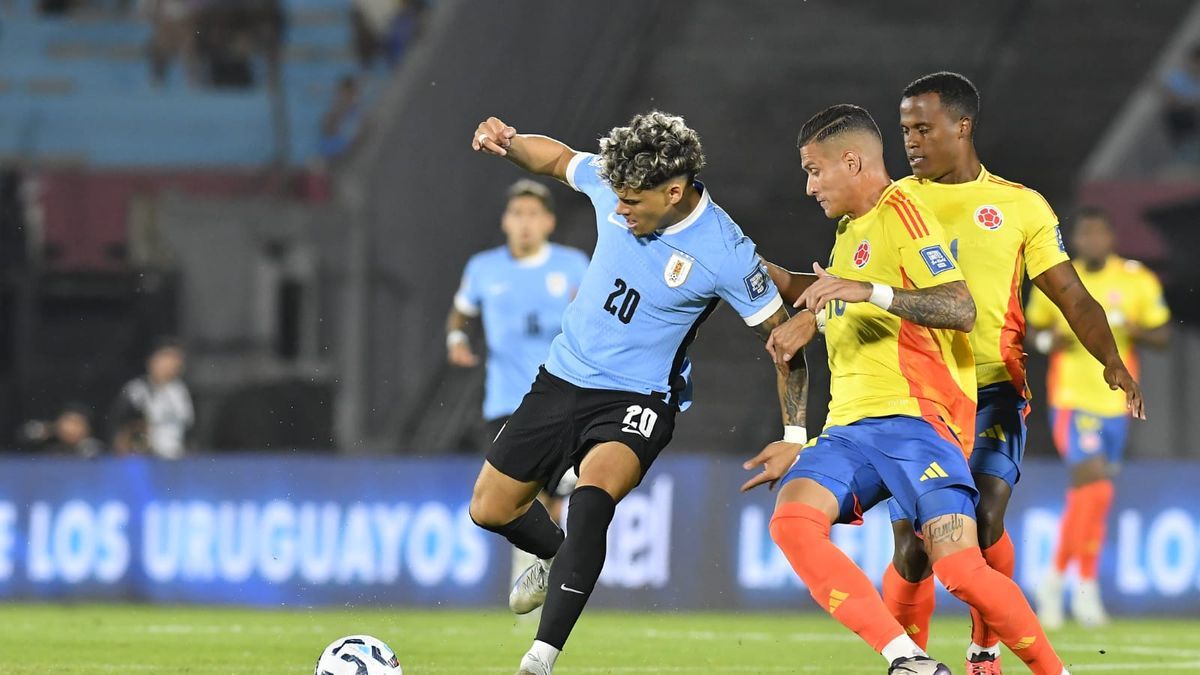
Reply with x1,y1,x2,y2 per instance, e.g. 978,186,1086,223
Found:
1102,414,1130,469
572,388,677,491
970,473,1012,548
889,511,931,582
576,441,642,502
872,415,979,533
481,369,576,502
779,427,889,525
469,460,544,526
968,383,1028,489
923,509,981,562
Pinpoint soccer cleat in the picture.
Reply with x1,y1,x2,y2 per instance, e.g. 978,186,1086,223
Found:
515,652,553,675
1035,571,1064,630
888,656,952,674
966,652,1003,675
1071,578,1109,627
509,557,552,615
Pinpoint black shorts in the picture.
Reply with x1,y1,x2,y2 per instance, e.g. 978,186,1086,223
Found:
481,416,509,450
486,367,677,493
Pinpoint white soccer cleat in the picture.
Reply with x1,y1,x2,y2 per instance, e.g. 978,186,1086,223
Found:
1071,578,1110,627
888,656,951,674
509,557,552,615
1035,570,1065,630
515,652,553,675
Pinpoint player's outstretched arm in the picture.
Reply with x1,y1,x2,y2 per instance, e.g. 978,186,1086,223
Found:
1033,260,1145,419
741,305,808,492
762,260,817,308
797,262,975,332
471,116,577,183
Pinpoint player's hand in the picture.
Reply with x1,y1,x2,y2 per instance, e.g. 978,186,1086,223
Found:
741,441,803,492
1104,362,1146,420
472,117,517,156
796,262,872,313
766,311,817,365
448,342,480,367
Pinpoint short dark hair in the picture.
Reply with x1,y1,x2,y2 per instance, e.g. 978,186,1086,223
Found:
150,336,184,356
506,179,555,213
598,111,705,191
1073,205,1113,229
796,104,882,148
902,71,981,129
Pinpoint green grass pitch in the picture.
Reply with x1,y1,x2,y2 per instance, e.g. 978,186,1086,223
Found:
0,604,1196,673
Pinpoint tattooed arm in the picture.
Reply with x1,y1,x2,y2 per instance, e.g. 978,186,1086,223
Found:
887,280,976,332
750,306,809,429
741,305,809,492
798,261,976,332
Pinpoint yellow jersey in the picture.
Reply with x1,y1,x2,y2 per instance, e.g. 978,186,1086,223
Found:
821,183,977,451
1026,256,1170,416
896,167,1068,396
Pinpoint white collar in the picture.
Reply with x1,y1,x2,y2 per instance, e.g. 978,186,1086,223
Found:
511,244,551,268
659,183,710,236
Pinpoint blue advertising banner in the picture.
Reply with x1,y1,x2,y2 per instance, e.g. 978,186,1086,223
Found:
0,455,1197,615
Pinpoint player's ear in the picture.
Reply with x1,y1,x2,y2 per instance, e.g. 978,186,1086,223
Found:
959,116,972,140
843,150,862,176
665,181,684,206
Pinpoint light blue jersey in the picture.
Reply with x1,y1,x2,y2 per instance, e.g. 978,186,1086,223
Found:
545,152,783,410
454,243,589,420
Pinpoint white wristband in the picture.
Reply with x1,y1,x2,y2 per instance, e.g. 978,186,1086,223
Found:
868,282,894,310
447,330,469,349
783,425,807,444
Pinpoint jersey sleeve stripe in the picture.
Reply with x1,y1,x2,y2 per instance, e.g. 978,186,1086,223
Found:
886,200,920,239
743,293,783,326
890,191,930,237
564,152,587,192
888,199,921,239
453,292,481,317
986,176,1026,189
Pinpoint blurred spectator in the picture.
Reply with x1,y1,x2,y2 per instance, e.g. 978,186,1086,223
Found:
1161,44,1200,158
352,0,398,69
352,0,426,70
109,338,194,459
319,75,366,162
19,404,105,459
140,0,197,87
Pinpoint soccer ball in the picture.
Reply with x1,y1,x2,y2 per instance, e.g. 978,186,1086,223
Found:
314,635,403,675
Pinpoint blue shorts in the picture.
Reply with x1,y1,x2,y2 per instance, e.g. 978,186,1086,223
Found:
1051,407,1128,466
966,382,1029,486
782,415,979,531
888,383,1026,522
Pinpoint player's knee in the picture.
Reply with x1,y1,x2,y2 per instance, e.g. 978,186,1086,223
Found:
468,484,519,529
891,525,931,582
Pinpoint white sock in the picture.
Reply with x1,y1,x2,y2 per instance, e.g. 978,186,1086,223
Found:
967,642,1001,660
880,634,926,664
527,640,560,668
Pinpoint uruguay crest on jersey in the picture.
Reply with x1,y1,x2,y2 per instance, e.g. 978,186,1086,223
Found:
664,252,693,288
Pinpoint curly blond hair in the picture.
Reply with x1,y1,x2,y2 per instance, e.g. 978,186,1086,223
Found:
597,111,705,191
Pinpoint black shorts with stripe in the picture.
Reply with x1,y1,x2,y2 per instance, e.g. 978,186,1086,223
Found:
485,367,676,493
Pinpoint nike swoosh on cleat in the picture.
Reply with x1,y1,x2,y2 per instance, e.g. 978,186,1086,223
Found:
560,584,586,595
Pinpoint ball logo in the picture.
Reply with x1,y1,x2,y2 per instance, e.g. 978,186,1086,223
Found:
974,205,1004,230
853,240,871,268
